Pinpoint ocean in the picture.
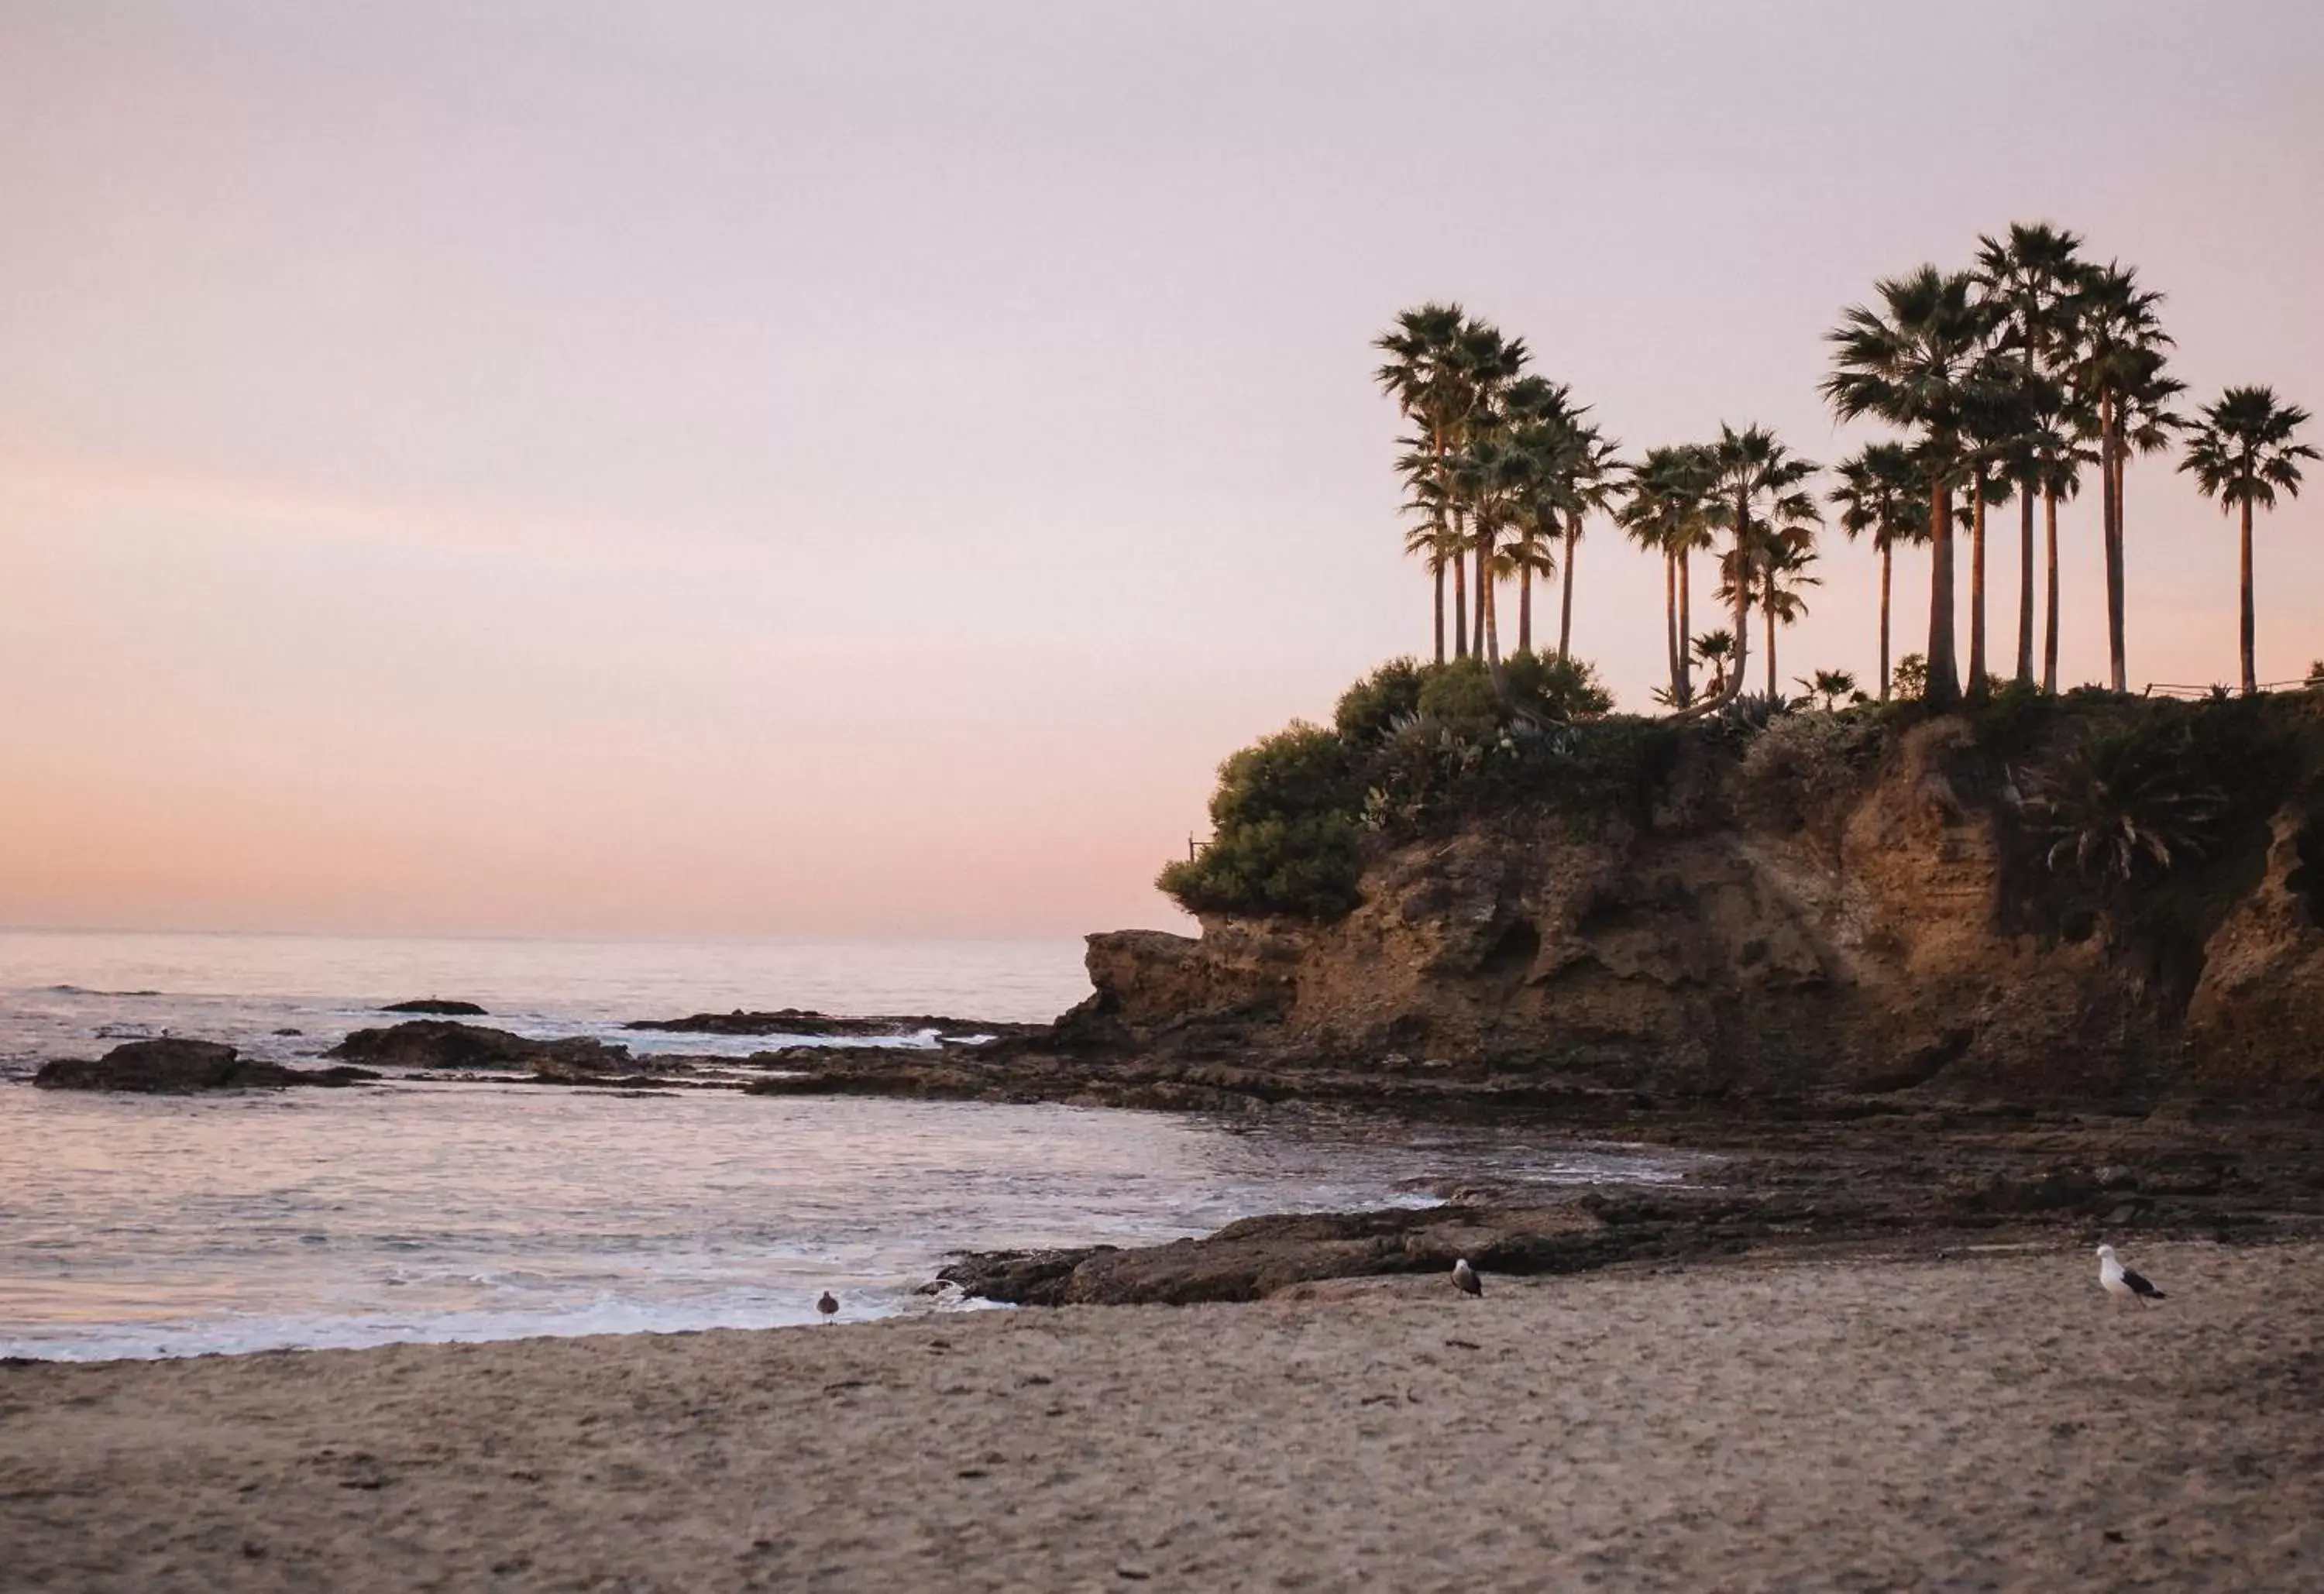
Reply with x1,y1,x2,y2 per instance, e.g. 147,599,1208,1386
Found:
0,930,1680,1360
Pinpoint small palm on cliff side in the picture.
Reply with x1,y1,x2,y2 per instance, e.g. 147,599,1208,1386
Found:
1692,629,1737,697
2018,729,2225,883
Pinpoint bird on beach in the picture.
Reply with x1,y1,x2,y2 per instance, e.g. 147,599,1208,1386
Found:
2096,1245,2166,1307
1451,1258,1481,1298
816,1290,840,1323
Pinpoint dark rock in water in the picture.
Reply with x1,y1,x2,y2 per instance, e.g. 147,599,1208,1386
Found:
625,1008,1040,1039
274,1027,304,1036
380,999,489,1016
328,1019,629,1072
35,1039,380,1093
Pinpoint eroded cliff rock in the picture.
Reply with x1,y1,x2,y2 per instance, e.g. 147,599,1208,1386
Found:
1072,705,2324,1108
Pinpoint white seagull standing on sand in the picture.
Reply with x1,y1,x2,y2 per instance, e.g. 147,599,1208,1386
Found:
1451,1258,1482,1297
2096,1245,2166,1307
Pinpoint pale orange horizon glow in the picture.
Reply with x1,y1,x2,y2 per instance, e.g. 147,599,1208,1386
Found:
3,2,2320,938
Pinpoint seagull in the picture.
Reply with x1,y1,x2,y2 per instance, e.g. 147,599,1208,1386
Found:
2096,1245,2166,1307
1451,1259,1481,1298
816,1290,840,1323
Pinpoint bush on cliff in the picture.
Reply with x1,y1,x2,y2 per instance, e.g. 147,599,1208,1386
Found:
1156,723,1364,919
1333,658,1427,743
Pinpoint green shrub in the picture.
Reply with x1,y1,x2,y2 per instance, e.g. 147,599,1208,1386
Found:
1332,657,1427,744
1891,654,1929,703
1503,650,1614,721
1157,723,1363,918
1415,656,1501,727
2019,727,2225,881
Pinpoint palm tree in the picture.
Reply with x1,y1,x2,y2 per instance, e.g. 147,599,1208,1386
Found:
1824,266,1987,705
1741,532,1820,699
1798,668,1860,711
1976,223,2087,686
1828,441,1928,701
1494,523,1559,654
1693,628,1737,697
2066,262,2179,691
1621,445,1717,706
1498,376,1581,657
1375,304,1470,658
1667,424,1820,721
1449,319,1530,659
1557,421,1625,661
1397,462,1461,665
2179,386,2318,692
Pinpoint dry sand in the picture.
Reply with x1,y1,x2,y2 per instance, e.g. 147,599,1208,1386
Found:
5,1240,2320,1592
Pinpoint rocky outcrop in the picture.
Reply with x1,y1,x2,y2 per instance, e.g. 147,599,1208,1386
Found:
1064,708,2324,1111
624,1008,1039,1038
35,1039,379,1092
380,998,488,1015
328,1021,631,1073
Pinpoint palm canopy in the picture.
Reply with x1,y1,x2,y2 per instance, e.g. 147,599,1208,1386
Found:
1828,441,1927,551
1820,266,1992,455
2180,386,2318,511
1975,222,2086,370
1619,444,1717,555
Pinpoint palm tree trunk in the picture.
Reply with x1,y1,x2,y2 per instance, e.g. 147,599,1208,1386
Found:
1676,550,1693,705
2015,479,2035,683
1878,541,1893,702
1432,558,1446,665
1968,470,1989,699
1518,562,1532,654
1663,551,1679,703
2042,485,2060,693
1452,532,1469,661
2240,497,2257,694
2101,404,2126,692
1557,518,1577,660
1473,545,1487,660
1927,473,1960,703
1765,602,1778,700
1664,579,1751,723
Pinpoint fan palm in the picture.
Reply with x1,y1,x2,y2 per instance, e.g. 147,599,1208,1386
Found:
1621,445,1717,706
1692,629,1737,697
2179,386,2319,692
1732,532,1820,700
1798,668,1860,711
1823,266,1987,705
1375,304,1471,659
1448,320,1531,658
1667,424,1820,722
1828,441,1928,701
1976,223,2087,686
2065,262,2180,691
1557,422,1625,661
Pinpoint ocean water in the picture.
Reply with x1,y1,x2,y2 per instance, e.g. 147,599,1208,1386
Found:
0,931,1685,1361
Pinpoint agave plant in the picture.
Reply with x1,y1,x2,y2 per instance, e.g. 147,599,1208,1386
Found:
2017,729,2225,881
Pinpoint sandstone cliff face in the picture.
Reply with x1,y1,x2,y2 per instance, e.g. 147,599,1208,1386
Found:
1078,712,2324,1107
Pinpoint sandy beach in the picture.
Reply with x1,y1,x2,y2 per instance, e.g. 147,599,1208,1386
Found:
5,1238,2319,1592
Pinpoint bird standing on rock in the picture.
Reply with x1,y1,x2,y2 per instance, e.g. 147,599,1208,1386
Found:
816,1290,840,1322
2096,1245,2166,1307
1452,1259,1481,1297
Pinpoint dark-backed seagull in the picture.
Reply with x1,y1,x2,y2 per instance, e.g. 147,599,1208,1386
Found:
2096,1245,2165,1307
1451,1258,1481,1297
816,1290,840,1322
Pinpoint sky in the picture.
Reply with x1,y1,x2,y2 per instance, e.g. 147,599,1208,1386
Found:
2,0,2320,939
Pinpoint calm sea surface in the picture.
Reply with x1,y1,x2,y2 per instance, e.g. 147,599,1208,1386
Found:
0,931,1683,1360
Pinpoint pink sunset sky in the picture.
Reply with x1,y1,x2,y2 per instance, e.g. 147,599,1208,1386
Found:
3,1,2320,940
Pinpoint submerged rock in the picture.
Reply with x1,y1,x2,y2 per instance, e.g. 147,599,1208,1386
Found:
35,1039,379,1093
380,998,489,1016
624,1008,1040,1039
328,1020,629,1072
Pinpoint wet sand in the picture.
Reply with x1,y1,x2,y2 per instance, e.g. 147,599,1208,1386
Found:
4,1240,2319,1592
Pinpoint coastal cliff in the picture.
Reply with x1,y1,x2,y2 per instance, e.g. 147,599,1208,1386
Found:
1069,696,2324,1111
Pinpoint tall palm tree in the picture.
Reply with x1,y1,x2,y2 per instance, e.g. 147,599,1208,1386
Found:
1621,445,1717,706
1828,441,1928,701
1666,424,1820,722
1449,319,1530,659
1557,422,1625,661
1824,266,1986,705
2066,263,2178,691
1397,459,1460,664
2180,386,2318,692
1375,304,1470,658
2029,413,2093,693
1498,376,1581,657
1976,223,2087,686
